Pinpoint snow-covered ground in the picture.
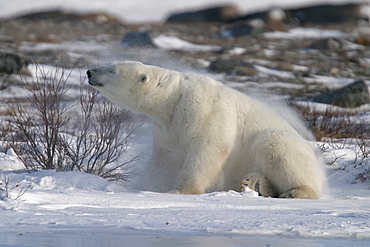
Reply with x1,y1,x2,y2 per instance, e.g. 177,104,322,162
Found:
1,0,370,246
1,129,370,246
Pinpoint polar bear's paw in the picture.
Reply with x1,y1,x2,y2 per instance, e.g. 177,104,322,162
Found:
240,176,260,193
240,173,276,197
279,186,319,199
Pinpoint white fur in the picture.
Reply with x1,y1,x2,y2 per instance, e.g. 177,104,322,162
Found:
88,61,326,198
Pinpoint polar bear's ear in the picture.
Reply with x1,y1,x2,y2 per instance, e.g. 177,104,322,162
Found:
140,74,150,84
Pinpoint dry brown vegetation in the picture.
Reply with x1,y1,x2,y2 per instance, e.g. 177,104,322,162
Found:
292,102,370,181
292,102,370,141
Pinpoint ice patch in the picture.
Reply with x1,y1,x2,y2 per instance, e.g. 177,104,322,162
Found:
153,35,221,52
255,65,295,79
264,28,348,40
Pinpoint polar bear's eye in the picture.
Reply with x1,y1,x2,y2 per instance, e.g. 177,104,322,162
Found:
140,74,150,84
109,69,116,74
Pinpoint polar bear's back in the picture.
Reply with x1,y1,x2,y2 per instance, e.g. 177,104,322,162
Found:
179,72,300,137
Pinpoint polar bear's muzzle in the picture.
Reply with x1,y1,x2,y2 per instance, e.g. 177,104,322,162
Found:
86,69,103,87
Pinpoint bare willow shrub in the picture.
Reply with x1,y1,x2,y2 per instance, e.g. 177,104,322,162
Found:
0,173,31,200
63,87,140,182
6,66,72,171
5,65,140,182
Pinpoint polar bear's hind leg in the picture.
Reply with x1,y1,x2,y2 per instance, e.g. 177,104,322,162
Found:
240,173,278,197
279,186,318,199
240,174,319,199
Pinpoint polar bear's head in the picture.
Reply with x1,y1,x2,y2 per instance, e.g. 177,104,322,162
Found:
87,61,174,112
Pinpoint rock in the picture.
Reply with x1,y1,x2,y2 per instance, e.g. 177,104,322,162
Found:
208,59,255,75
355,37,370,47
308,38,365,52
285,3,364,24
234,66,257,76
122,30,159,48
167,5,239,23
232,10,271,22
312,80,370,108
0,52,30,75
308,38,343,51
0,52,31,90
330,68,341,76
220,24,254,37
13,10,122,25
82,13,122,25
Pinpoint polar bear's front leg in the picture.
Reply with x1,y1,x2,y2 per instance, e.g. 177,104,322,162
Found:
137,145,186,193
173,141,230,194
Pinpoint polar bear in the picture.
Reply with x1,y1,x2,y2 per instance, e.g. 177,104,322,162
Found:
87,61,325,199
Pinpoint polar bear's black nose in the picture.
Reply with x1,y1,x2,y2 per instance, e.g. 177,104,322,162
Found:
87,69,103,87
87,70,92,79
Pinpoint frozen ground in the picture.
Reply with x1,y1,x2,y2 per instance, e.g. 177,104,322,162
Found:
1,0,370,246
